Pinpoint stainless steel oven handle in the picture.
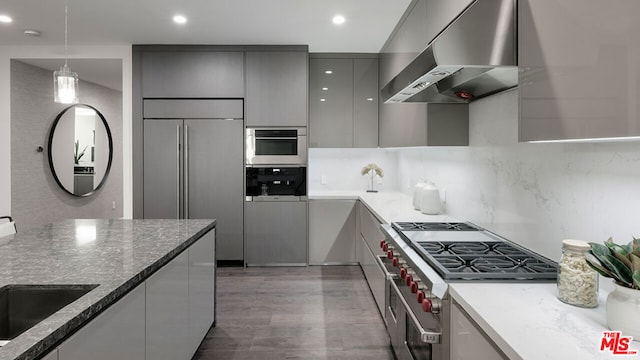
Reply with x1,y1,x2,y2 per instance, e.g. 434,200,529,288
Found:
374,254,398,281
254,137,297,140
389,278,441,344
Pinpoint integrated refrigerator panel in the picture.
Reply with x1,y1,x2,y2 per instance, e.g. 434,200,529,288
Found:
143,116,244,261
143,119,183,219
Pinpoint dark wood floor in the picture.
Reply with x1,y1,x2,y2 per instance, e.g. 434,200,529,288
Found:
193,266,394,360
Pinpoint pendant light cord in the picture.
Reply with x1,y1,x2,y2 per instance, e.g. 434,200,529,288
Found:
64,0,68,67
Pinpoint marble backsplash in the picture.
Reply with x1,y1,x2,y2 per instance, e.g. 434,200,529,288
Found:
310,89,640,273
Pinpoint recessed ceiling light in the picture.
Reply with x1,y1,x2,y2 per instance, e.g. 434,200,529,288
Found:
173,15,187,24
332,15,345,25
322,87,328,91
366,98,374,102
320,99,326,102
0,15,12,23
324,70,333,74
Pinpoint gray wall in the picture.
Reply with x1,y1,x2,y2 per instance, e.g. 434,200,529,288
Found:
10,60,123,231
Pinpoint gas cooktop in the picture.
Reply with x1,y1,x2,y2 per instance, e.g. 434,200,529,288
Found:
391,222,558,281
393,222,480,232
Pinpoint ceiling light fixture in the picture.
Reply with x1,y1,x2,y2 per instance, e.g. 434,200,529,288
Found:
173,15,187,24
322,87,328,91
0,15,12,23
53,1,78,104
324,70,333,74
332,15,345,25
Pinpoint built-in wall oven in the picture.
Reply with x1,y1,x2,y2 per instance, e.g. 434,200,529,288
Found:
245,166,307,201
245,127,307,165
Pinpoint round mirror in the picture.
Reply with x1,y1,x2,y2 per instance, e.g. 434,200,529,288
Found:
47,104,113,197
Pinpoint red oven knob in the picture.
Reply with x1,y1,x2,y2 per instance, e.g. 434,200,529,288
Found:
417,290,425,303
387,250,394,259
410,281,419,293
400,268,407,279
422,298,433,313
405,274,413,286
380,239,386,249
392,257,399,267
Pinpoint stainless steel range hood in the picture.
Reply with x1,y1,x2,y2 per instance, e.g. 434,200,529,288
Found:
381,0,517,104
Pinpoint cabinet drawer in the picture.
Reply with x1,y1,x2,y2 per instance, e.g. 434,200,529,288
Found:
360,203,385,251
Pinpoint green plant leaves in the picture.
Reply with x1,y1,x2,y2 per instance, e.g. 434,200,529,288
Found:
589,238,640,289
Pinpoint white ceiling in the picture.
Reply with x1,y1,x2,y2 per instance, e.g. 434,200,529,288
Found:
2,0,412,91
0,0,411,52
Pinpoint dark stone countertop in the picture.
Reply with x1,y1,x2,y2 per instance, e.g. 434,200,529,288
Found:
0,218,216,360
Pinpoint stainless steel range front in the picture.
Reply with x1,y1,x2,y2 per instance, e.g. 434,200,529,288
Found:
379,222,557,360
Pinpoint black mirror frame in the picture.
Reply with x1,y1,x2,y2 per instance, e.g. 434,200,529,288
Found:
47,104,114,197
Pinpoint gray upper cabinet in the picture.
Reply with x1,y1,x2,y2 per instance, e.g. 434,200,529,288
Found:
141,51,244,98
353,58,379,147
309,58,353,147
245,50,308,127
309,56,378,148
518,0,640,141
378,0,472,148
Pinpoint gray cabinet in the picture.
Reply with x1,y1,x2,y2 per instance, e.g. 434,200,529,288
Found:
245,50,308,126
308,200,356,265
58,284,146,360
41,351,58,360
188,229,216,355
357,202,386,316
146,252,189,360
309,56,378,148
450,302,508,360
518,0,640,141
353,58,379,147
244,201,308,265
378,0,471,148
143,100,244,261
141,50,244,98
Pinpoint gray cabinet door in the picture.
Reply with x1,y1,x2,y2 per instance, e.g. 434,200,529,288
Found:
143,119,182,219
146,252,189,360
58,284,146,360
141,51,244,98
144,117,244,261
244,201,308,265
308,200,356,265
518,0,640,141
309,58,354,147
353,58,379,148
188,230,216,356
185,119,244,260
245,51,308,126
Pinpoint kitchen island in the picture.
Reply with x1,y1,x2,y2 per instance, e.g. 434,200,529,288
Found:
310,191,640,359
0,218,216,360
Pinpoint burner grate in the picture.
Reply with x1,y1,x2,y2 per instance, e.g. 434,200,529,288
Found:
393,222,479,231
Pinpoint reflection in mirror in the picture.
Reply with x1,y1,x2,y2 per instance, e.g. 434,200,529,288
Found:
48,104,113,197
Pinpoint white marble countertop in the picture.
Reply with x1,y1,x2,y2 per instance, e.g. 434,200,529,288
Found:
309,190,639,359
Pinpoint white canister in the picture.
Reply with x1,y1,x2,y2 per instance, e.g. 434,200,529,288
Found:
420,182,441,215
412,181,427,210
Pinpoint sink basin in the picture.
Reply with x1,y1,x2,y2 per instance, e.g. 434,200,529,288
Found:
0,284,98,343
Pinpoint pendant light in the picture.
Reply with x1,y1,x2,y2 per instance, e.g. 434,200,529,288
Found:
53,1,78,104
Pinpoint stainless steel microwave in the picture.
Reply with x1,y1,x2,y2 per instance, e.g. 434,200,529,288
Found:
245,127,307,165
